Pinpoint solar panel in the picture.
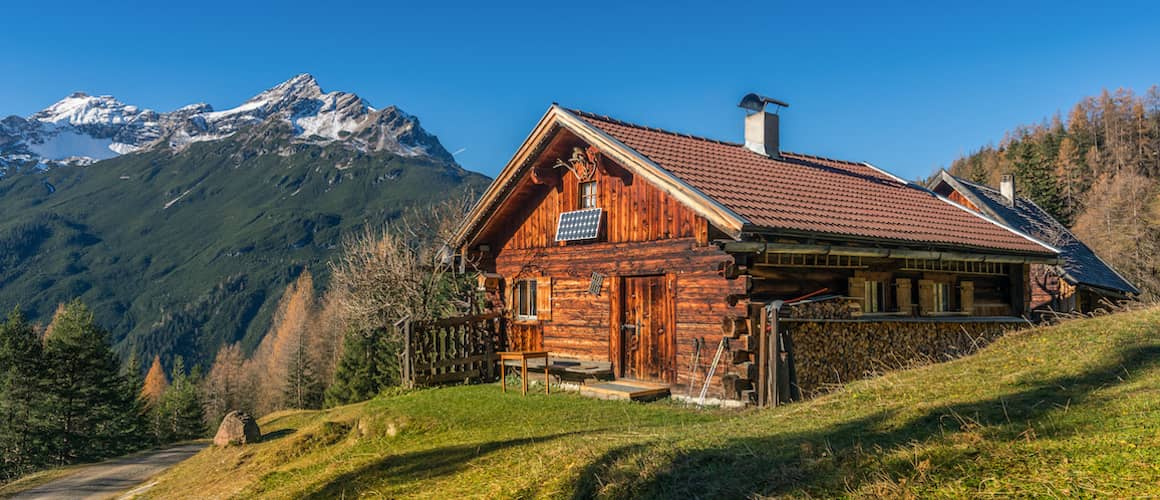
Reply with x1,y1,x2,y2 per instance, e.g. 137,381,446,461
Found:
555,208,602,242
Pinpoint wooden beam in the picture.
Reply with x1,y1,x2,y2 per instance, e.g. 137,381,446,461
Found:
719,241,1060,265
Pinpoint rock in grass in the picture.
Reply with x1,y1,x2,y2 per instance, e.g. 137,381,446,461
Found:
214,411,262,446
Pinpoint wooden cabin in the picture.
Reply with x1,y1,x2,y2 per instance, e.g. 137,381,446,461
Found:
452,97,1060,403
931,172,1138,315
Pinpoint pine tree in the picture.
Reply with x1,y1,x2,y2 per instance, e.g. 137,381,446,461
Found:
115,351,148,452
324,326,398,407
151,356,206,443
1055,136,1087,223
0,308,47,480
41,301,140,464
283,328,323,409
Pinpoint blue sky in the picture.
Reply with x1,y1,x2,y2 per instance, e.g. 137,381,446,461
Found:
3,1,1159,179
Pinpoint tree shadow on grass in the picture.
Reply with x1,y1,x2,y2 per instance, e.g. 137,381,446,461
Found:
305,431,596,499
571,343,1160,499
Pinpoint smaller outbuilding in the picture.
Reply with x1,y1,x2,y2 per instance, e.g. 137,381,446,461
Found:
931,171,1138,314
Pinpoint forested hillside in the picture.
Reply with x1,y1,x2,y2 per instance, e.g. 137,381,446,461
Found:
0,125,487,367
944,87,1160,300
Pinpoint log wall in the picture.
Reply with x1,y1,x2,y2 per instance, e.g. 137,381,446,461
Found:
494,238,747,398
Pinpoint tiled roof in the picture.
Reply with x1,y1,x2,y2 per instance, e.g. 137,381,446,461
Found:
942,174,1138,294
568,109,1055,256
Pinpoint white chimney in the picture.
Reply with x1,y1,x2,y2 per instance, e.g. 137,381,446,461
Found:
738,93,789,159
744,112,779,158
1000,174,1015,206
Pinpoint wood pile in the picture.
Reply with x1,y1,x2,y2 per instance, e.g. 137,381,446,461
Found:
785,299,858,319
783,320,1019,396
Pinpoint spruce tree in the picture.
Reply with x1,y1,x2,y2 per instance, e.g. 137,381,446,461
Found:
283,331,323,409
324,327,398,407
152,356,206,442
0,308,47,480
41,301,140,464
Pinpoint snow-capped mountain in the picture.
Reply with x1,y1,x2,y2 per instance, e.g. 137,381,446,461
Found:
0,74,454,168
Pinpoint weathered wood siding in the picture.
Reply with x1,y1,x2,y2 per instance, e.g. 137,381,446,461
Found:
480,147,744,397
945,190,980,212
495,239,746,396
499,158,706,250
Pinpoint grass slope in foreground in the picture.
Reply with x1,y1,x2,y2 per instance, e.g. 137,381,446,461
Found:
145,307,1160,498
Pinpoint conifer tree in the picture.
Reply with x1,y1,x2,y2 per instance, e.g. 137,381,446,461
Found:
140,355,169,407
151,356,206,442
0,308,47,479
283,328,323,409
202,342,251,430
324,326,398,407
41,301,139,464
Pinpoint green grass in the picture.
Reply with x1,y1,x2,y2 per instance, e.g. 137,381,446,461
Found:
145,307,1160,498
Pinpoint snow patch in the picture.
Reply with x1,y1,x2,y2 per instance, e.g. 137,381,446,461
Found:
27,129,118,163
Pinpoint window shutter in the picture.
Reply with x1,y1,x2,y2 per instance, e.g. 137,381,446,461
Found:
848,276,865,314
918,279,934,315
506,280,517,320
960,281,974,315
895,278,912,314
535,276,552,321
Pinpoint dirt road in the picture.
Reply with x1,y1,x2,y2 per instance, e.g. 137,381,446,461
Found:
8,443,204,500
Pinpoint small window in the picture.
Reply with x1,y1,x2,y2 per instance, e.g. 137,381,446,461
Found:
579,181,598,209
933,282,951,313
864,280,886,313
515,280,537,320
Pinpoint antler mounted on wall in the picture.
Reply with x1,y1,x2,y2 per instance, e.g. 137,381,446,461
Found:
553,146,602,181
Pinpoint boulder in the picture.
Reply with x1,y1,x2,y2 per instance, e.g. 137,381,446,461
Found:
214,411,262,446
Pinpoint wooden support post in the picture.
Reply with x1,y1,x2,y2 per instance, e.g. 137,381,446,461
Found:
768,308,779,407
400,318,413,388
757,306,768,407
486,318,496,382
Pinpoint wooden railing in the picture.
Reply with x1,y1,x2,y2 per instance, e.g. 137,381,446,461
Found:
401,312,507,387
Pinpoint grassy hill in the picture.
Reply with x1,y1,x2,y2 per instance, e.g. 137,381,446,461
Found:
141,307,1160,498
0,124,488,365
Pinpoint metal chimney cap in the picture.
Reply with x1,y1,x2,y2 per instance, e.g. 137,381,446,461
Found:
739,93,790,113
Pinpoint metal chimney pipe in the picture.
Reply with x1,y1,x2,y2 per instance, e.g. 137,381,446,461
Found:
1000,174,1016,207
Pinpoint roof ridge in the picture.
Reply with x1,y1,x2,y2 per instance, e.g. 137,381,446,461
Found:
566,107,871,168
780,151,869,168
566,107,739,146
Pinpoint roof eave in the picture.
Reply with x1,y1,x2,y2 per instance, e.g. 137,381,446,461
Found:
737,224,1059,262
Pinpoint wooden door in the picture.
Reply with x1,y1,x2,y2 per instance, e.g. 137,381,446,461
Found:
619,275,674,383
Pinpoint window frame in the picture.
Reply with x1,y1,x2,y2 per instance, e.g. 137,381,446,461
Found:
515,279,538,321
932,282,952,313
579,180,598,209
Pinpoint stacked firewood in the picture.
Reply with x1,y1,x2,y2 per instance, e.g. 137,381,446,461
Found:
785,299,857,319
784,320,1017,396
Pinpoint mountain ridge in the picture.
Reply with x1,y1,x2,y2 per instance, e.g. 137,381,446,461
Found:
0,73,455,168
0,75,488,366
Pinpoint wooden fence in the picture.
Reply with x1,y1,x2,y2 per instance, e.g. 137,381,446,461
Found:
401,312,507,387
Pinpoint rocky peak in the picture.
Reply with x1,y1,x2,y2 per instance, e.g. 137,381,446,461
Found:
30,93,146,127
1,74,457,167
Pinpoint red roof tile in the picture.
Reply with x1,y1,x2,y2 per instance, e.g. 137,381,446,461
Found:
569,109,1054,256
